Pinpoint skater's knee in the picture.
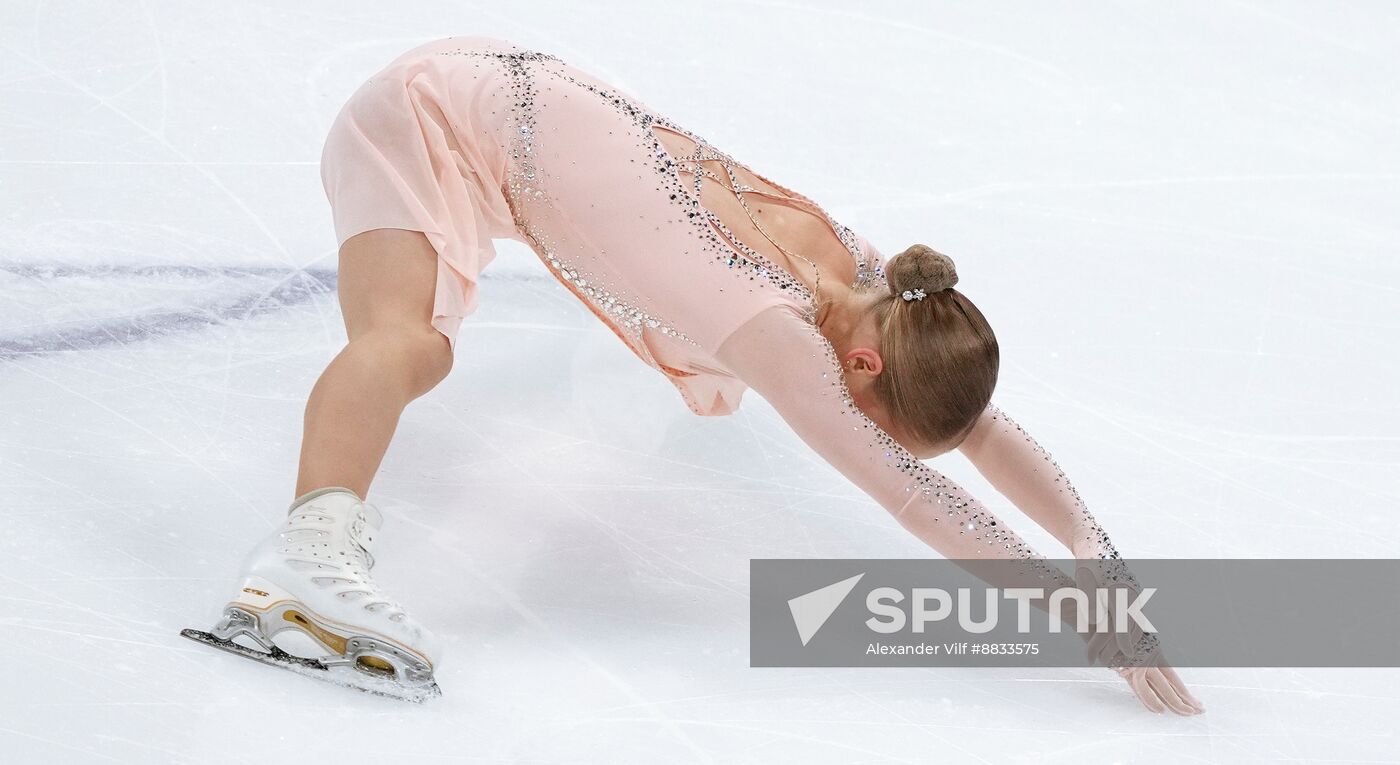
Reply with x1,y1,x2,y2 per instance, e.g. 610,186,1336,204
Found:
403,326,454,394
350,323,454,395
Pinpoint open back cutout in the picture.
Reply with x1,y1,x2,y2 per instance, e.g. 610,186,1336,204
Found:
648,124,858,293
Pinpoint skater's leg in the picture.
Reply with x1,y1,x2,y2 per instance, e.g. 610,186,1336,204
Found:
183,228,448,698
295,228,454,499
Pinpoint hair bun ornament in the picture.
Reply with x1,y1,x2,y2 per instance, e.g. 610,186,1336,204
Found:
887,244,959,299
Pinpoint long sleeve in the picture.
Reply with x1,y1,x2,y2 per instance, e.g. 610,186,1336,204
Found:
958,403,1160,665
958,404,1121,561
715,302,1048,561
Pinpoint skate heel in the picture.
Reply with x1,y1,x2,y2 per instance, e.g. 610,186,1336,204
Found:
207,576,298,648
212,576,336,659
224,576,296,612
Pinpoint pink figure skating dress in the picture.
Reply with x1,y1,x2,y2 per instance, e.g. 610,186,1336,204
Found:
319,36,1112,562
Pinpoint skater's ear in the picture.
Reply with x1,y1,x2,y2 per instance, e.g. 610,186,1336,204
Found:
840,347,884,376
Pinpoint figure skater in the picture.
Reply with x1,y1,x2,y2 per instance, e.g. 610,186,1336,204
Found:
182,36,1202,714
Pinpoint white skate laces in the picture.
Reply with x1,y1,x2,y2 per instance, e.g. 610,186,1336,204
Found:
278,499,410,625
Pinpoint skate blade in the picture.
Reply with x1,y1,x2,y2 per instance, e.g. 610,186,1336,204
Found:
179,628,442,703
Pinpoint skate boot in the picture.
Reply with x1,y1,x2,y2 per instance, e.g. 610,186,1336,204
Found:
181,487,442,702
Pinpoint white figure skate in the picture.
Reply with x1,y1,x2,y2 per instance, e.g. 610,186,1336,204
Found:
181,487,442,702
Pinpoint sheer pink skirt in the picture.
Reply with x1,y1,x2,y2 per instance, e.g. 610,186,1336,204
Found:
318,36,523,347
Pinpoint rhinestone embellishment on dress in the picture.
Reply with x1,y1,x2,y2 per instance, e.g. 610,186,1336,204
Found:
436,43,882,345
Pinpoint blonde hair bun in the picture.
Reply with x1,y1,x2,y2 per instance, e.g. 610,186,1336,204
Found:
887,244,958,296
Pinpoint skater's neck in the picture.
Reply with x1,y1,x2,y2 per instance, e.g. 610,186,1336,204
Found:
815,282,883,357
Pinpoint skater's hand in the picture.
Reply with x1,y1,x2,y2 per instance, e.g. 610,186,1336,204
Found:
1116,664,1204,716
1065,547,1203,715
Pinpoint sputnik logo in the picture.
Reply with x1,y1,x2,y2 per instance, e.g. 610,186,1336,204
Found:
787,573,865,646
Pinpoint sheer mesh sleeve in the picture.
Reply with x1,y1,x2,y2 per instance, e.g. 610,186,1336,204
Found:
958,404,1122,561
958,402,1157,664
715,303,1049,561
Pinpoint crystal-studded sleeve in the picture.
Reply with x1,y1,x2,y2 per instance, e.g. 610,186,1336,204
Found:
957,404,1122,561
958,402,1159,666
715,303,1047,561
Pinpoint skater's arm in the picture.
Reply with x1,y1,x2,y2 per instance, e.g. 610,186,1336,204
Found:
714,303,1051,563
714,305,1204,713
957,403,1205,713
715,306,1202,713
957,404,1120,559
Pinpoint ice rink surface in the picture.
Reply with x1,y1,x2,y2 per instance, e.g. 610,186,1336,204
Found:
2,1,1398,762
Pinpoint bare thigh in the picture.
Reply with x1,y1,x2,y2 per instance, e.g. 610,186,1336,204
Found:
336,228,441,338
